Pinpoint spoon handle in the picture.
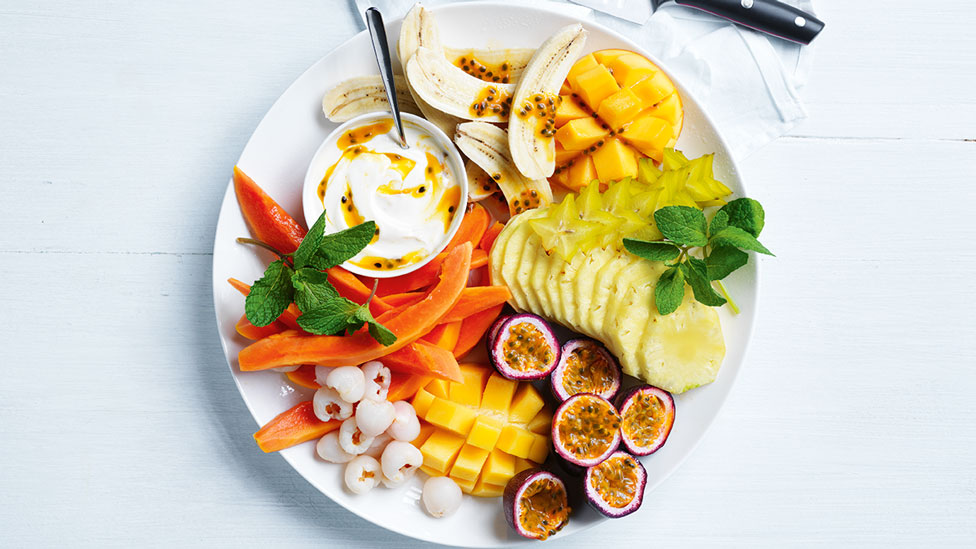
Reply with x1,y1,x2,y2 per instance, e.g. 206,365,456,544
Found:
365,7,408,148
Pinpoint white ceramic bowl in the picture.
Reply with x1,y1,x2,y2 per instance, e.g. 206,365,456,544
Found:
301,111,468,278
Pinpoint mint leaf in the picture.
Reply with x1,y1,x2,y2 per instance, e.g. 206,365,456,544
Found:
654,266,685,315
297,298,362,335
719,198,765,237
312,221,378,269
291,267,339,313
245,259,294,326
623,238,681,262
654,206,708,247
292,210,328,267
709,226,774,255
708,209,729,236
682,258,727,307
706,246,749,280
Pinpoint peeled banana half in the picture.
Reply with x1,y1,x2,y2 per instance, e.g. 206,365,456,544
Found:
321,75,421,123
508,24,587,180
455,122,552,215
397,3,462,137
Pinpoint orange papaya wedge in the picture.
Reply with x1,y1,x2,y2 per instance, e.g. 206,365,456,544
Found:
236,314,287,340
234,167,306,254
227,279,303,331
445,202,490,250
253,401,339,453
453,303,505,359
367,248,487,296
327,267,392,315
480,221,505,253
285,365,320,389
237,243,472,371
381,292,427,308
422,320,463,351
380,340,463,382
387,373,431,402
439,286,511,324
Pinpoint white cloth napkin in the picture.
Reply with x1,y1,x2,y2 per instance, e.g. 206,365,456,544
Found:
354,0,816,160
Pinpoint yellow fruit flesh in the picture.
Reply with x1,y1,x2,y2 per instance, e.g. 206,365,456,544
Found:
558,344,618,398
413,366,552,495
554,395,620,462
588,454,641,509
516,478,571,541
621,392,670,447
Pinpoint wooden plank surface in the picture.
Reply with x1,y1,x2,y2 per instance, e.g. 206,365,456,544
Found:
1,1,975,546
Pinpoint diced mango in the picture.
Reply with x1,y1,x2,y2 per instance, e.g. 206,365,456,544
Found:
569,65,620,111
596,88,643,130
449,364,492,407
480,374,517,416
555,117,609,151
450,444,490,481
555,142,582,166
630,72,675,107
455,475,477,495
470,476,506,498
425,397,477,434
496,425,535,459
526,410,553,434
420,429,466,473
412,388,436,417
622,115,671,162
527,433,550,463
514,457,535,473
482,448,516,485
609,53,656,87
565,155,598,192
554,95,590,127
646,93,682,127
591,138,638,182
426,378,450,398
567,53,599,82
592,49,632,66
508,384,546,423
466,415,504,451
412,421,436,447
420,465,442,477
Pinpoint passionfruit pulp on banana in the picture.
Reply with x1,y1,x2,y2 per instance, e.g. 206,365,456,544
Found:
503,468,571,540
615,384,675,456
583,450,646,518
550,338,621,401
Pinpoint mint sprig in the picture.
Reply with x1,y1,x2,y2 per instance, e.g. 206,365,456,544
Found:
239,213,395,345
623,198,772,315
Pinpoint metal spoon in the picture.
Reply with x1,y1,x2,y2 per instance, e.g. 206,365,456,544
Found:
365,7,408,149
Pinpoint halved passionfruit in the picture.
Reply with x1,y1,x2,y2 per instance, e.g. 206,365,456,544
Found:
489,314,560,380
615,385,675,456
551,393,621,467
550,338,621,402
503,468,571,540
584,450,646,518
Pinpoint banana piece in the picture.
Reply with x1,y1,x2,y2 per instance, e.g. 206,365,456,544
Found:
508,24,587,180
407,47,516,123
397,4,462,137
321,75,421,122
465,161,499,202
454,121,552,216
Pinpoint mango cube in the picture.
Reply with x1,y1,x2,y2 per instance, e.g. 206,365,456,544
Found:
450,444,490,481
514,457,535,473
630,72,675,107
480,374,517,416
412,388,436,417
596,88,643,130
609,53,656,87
508,384,546,424
482,448,516,486
466,415,505,451
420,429,466,473
527,434,550,463
526,410,553,434
555,95,589,127
555,142,582,166
622,115,672,161
555,117,609,151
567,53,599,82
646,93,682,126
569,65,620,111
592,48,631,66
471,476,506,498
565,155,598,192
449,364,492,407
412,422,436,447
425,397,477,434
591,138,638,182
426,378,450,398
455,475,477,495
496,425,535,459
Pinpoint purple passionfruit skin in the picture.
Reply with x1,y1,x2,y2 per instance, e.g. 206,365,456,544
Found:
614,384,675,456
486,314,509,349
550,338,622,402
503,468,570,540
551,393,621,468
488,313,560,380
583,450,647,518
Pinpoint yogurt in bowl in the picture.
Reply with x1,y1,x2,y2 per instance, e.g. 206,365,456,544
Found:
303,112,468,278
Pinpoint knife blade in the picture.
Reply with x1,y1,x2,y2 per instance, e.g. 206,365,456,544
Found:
572,0,824,45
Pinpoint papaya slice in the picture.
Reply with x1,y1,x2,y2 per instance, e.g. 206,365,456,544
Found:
233,167,307,254
388,373,432,402
236,314,287,340
381,340,464,382
446,202,491,250
285,365,320,389
367,248,487,296
422,321,463,351
453,303,505,359
253,401,339,453
480,221,505,253
237,243,473,370
440,286,512,324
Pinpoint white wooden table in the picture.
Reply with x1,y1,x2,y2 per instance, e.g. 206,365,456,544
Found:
2,1,974,546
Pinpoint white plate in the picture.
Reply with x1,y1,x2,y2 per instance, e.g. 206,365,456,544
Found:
211,2,757,546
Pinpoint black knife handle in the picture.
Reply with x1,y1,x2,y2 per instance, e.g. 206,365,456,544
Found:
673,0,824,44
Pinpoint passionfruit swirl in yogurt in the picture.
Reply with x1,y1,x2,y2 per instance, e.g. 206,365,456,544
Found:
315,118,464,273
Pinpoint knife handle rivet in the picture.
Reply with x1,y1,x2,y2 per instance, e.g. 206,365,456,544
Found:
740,0,753,8
794,16,806,27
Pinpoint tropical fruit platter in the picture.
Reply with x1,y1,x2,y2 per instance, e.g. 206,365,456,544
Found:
212,2,769,545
